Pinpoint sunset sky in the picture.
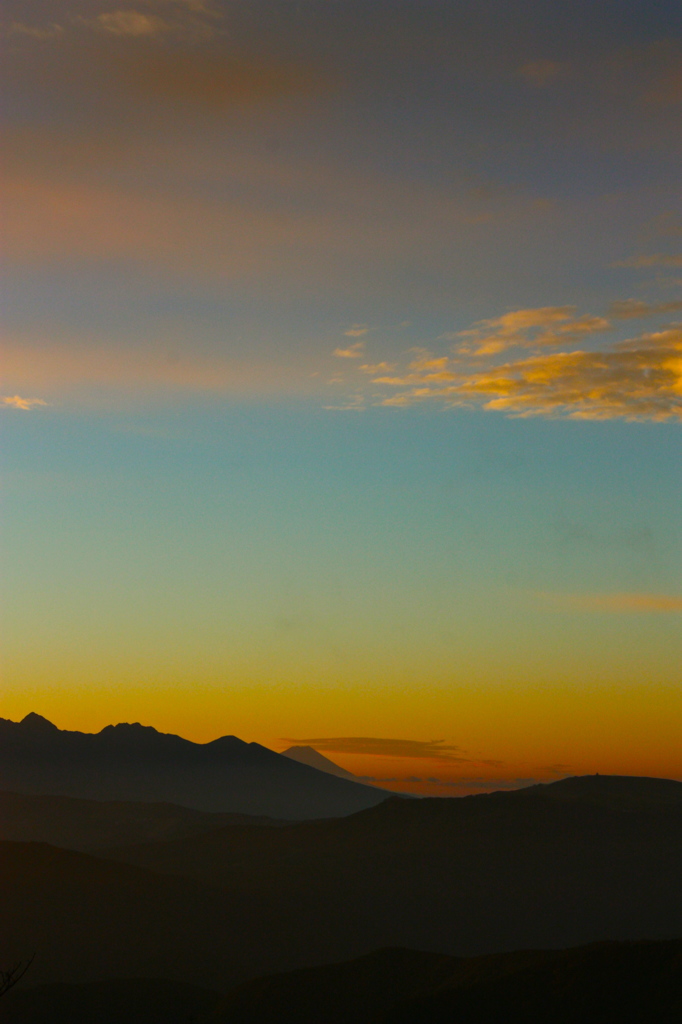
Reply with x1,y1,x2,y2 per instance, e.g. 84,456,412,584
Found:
2,0,681,794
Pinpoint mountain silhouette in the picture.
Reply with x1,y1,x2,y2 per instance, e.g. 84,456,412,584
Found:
1,774,681,999
1,977,223,1024
103,775,682,967
281,745,359,780
0,790,284,852
213,939,682,1024
4,940,681,1023
0,714,387,819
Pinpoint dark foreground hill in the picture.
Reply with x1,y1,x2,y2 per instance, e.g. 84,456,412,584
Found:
0,840,311,991
1,776,680,994
104,774,682,964
213,939,682,1024
0,714,387,819
4,940,682,1023
1,978,222,1024
0,790,284,852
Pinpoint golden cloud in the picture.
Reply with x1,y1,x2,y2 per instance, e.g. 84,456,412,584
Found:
457,306,611,355
1,395,47,411
362,303,682,421
333,341,365,358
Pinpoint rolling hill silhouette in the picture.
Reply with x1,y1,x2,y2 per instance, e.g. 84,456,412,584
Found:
104,775,682,965
0,714,387,819
1,977,223,1024
4,940,681,1023
1,775,680,996
211,939,682,1023
0,790,284,852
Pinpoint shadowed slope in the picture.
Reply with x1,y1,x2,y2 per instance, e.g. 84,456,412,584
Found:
1,978,222,1024
212,940,682,1024
105,776,682,963
0,714,387,819
386,939,682,1024
0,841,338,991
281,746,359,780
0,790,285,852
4,941,681,1023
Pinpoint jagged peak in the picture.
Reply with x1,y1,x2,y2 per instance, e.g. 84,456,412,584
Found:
100,722,160,734
20,712,59,732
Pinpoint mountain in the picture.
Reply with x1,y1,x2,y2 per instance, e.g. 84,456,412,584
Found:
281,745,359,780
103,775,682,966
0,840,317,992
1,978,223,1024
212,939,682,1024
4,940,682,1023
0,714,388,820
0,790,284,852
2,775,681,999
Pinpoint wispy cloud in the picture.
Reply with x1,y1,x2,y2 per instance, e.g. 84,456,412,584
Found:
544,592,682,613
322,394,366,411
94,11,170,38
8,21,63,39
518,60,569,87
281,736,500,764
1,395,47,411
343,325,369,338
333,341,365,358
0,341,310,400
457,307,610,355
615,254,682,268
360,362,395,375
358,303,682,421
608,298,682,319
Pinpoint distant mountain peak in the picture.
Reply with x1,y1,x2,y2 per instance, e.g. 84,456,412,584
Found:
20,713,59,732
0,713,387,818
281,745,360,781
100,722,160,735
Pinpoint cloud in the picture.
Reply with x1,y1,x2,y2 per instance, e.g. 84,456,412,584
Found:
427,777,541,791
544,592,682,613
457,307,610,355
361,303,682,421
360,362,395,374
452,329,682,420
333,341,365,358
518,60,568,87
343,325,369,338
616,254,682,268
608,299,682,319
1,395,47,411
0,340,311,401
281,736,500,764
323,394,365,411
8,22,63,40
645,63,682,108
94,11,170,38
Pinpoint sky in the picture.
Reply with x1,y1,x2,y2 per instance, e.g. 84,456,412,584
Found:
1,0,681,794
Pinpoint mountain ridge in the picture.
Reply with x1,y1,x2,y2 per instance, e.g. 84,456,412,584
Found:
0,714,388,819
281,745,359,780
